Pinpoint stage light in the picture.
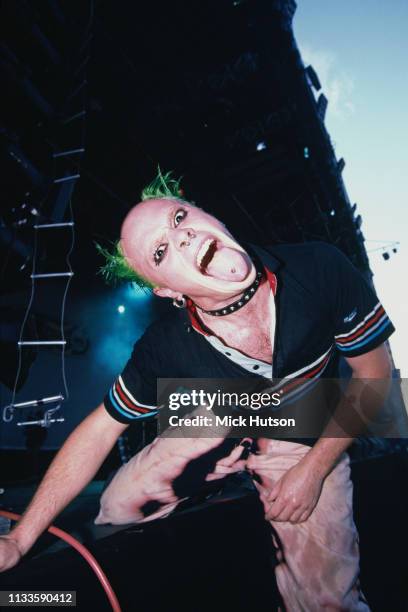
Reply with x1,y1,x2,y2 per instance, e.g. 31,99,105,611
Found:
382,252,390,261
303,147,310,158
256,142,266,151
330,210,336,217
117,305,125,314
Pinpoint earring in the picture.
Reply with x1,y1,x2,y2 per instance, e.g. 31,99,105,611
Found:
173,296,187,309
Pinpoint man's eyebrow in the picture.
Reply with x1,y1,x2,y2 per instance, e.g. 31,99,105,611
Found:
167,205,175,228
147,206,176,263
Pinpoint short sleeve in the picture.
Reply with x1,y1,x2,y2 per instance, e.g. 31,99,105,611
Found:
103,331,159,424
323,245,395,358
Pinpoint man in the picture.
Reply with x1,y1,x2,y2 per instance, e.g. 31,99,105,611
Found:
0,171,394,611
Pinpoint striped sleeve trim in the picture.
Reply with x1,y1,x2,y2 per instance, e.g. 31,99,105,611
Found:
335,302,393,353
108,376,157,421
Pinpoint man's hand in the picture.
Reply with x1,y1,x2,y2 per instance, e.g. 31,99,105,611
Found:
0,404,127,571
0,536,22,572
252,457,324,523
205,438,252,482
96,436,251,525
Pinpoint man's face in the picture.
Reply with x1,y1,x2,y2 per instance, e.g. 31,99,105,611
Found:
120,198,256,300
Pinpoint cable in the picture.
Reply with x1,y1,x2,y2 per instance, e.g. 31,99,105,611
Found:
2,229,39,423
60,199,76,403
365,239,400,244
0,510,121,612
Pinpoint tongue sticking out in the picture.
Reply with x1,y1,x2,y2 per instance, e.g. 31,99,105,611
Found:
205,247,250,281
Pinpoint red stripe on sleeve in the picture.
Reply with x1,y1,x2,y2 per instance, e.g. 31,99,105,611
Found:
115,381,150,414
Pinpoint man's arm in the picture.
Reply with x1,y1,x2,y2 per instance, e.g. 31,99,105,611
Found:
251,344,392,523
303,343,392,477
0,404,128,571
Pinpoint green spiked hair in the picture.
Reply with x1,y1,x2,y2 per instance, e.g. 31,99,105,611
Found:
96,168,186,289
95,241,155,289
141,167,186,202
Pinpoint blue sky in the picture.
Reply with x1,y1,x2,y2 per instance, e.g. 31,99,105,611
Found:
294,1,408,375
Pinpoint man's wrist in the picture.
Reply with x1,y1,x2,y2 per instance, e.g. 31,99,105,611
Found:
302,438,353,479
3,534,24,558
301,447,335,479
7,527,33,557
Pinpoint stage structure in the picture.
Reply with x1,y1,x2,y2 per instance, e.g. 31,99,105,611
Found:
1,2,91,436
1,1,405,451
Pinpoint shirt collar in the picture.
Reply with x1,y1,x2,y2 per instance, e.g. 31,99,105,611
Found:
246,243,281,273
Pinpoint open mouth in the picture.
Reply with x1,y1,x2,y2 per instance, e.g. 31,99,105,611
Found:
196,238,217,274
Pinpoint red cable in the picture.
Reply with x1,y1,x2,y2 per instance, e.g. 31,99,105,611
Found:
0,510,121,612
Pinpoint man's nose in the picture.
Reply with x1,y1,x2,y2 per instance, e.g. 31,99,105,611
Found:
174,228,196,250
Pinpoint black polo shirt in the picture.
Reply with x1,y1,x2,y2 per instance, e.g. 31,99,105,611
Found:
104,242,395,426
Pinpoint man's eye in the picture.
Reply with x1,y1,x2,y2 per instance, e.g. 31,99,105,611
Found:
174,209,187,226
154,245,167,265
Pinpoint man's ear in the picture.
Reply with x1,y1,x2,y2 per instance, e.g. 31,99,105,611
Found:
153,286,181,300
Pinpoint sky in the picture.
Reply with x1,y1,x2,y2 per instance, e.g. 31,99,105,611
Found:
293,0,408,375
